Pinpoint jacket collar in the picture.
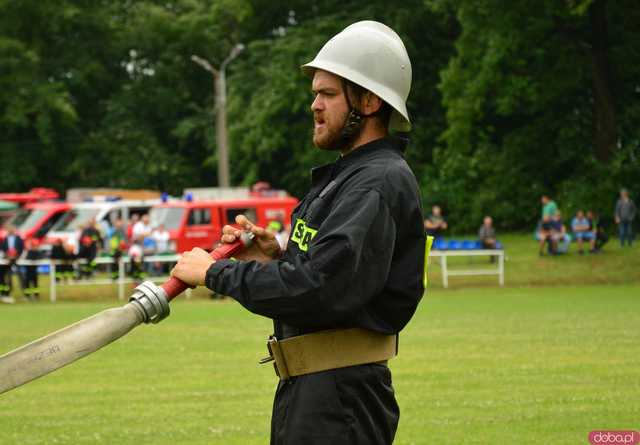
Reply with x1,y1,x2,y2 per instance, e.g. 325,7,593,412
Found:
310,137,401,184
338,137,397,164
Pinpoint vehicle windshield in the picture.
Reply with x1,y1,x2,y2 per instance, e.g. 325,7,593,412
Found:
18,209,49,231
6,209,50,231
149,207,185,231
5,208,32,228
50,208,100,232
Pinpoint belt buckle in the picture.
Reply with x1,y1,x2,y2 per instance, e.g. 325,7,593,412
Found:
259,336,276,365
258,336,288,380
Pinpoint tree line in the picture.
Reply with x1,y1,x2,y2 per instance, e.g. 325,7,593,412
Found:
1,0,638,231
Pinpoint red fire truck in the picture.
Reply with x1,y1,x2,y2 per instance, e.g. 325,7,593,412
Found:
149,195,298,253
0,188,60,205
0,201,70,242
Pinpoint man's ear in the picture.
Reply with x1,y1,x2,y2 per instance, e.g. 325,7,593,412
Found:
362,91,383,115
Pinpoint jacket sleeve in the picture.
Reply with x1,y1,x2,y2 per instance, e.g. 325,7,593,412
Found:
205,188,396,328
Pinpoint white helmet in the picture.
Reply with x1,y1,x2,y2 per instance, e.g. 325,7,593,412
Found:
302,20,412,132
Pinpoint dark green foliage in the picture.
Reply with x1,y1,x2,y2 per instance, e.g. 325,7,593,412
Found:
0,0,638,231
227,2,453,198
430,0,640,231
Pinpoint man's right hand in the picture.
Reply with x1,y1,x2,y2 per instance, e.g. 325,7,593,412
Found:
220,215,282,263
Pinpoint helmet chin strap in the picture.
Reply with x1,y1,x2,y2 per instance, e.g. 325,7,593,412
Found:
339,109,364,144
338,79,364,148
338,79,385,149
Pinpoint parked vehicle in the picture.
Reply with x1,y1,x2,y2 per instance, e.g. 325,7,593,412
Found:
149,196,298,253
0,200,18,228
44,200,158,252
0,187,60,205
0,201,70,242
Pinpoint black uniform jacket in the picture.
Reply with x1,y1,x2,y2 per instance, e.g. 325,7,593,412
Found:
206,137,425,340
0,235,24,258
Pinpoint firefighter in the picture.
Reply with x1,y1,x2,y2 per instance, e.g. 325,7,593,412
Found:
106,218,127,280
172,21,424,444
77,219,102,279
21,238,41,301
50,239,75,283
0,225,24,303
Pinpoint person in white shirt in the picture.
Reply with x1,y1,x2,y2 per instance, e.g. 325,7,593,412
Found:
152,224,171,253
132,214,152,241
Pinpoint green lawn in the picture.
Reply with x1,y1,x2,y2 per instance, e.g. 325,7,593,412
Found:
1,284,639,444
427,233,640,288
0,235,639,444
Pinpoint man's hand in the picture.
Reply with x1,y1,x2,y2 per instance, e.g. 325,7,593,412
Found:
221,215,281,263
171,247,215,287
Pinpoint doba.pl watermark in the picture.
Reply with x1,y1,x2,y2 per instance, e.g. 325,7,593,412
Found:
589,431,640,445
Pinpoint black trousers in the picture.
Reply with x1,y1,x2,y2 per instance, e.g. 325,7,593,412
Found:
23,266,38,295
0,261,16,295
270,363,399,445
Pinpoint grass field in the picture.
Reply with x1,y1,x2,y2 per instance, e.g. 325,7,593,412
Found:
0,236,638,444
428,233,640,289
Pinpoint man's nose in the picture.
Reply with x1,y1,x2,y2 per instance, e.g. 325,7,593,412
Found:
311,94,323,112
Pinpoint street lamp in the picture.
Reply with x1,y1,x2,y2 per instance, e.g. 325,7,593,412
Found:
191,43,245,188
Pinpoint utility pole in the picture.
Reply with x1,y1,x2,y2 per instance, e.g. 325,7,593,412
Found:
191,43,244,187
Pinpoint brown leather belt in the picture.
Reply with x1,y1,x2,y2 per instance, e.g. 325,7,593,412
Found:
259,328,398,380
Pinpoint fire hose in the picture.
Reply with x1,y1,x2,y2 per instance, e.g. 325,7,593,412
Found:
0,233,252,395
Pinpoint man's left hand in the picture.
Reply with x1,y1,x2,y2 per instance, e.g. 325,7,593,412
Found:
170,247,215,286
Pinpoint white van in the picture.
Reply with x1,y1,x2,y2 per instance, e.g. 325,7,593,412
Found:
44,199,159,252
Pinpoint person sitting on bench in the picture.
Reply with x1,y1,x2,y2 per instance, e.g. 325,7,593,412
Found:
424,205,448,239
478,215,499,262
571,210,594,255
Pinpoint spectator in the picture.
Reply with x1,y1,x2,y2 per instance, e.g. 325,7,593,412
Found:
97,218,111,247
478,216,497,249
541,195,558,220
537,216,555,256
132,214,152,241
50,238,74,283
588,211,608,253
106,218,127,280
424,205,448,239
614,188,636,247
142,234,157,275
126,213,139,241
550,212,570,254
128,236,145,281
571,210,594,255
21,238,41,301
77,219,102,279
151,224,171,275
0,225,24,303
478,215,498,263
152,224,171,253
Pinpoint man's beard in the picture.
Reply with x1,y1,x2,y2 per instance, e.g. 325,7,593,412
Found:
313,110,364,151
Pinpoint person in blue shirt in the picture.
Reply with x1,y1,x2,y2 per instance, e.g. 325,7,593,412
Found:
550,212,570,254
571,210,594,255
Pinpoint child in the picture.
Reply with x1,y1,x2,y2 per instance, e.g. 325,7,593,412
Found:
128,237,144,282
